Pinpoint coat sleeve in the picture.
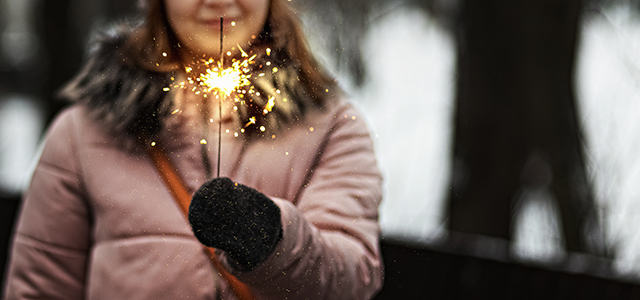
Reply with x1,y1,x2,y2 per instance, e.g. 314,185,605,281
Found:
229,104,384,300
4,108,92,300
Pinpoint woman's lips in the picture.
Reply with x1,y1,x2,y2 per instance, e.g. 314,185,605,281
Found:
200,18,237,28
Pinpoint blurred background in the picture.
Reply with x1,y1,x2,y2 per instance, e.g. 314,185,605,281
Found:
3,0,640,298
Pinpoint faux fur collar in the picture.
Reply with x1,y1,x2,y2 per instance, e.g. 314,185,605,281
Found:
59,24,322,141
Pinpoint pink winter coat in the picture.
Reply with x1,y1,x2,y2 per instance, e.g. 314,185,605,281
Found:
3,91,383,299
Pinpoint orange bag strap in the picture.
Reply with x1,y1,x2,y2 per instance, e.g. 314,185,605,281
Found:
146,144,257,300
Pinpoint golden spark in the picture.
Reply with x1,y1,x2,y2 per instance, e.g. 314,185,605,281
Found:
170,46,280,137
191,48,257,99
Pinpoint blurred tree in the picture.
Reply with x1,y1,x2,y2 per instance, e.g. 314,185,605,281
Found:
446,0,610,258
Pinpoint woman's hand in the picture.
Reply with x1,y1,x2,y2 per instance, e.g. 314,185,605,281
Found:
189,177,282,271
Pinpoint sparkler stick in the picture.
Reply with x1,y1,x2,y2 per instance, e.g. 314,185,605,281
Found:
217,17,223,178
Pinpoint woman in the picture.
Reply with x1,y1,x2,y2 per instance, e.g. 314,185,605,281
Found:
4,0,383,299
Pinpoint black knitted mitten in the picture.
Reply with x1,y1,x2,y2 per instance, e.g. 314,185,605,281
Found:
189,177,282,270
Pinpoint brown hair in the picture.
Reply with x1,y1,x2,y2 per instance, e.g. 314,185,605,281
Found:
123,0,180,71
123,0,338,108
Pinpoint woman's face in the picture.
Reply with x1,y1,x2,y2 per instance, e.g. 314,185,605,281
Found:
165,0,270,60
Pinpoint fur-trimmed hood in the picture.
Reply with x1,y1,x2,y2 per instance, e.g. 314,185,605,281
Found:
59,24,324,141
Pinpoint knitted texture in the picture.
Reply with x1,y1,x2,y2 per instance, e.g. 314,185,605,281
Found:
189,177,282,270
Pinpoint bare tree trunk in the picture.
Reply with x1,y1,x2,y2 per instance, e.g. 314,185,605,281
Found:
447,0,609,257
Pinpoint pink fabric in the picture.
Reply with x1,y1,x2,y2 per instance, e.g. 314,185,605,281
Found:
4,98,383,299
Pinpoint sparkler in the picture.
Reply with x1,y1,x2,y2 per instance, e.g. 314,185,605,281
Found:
167,17,275,179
